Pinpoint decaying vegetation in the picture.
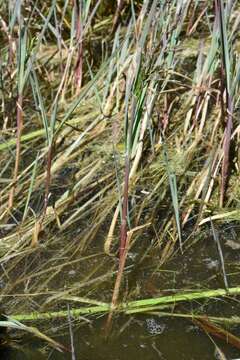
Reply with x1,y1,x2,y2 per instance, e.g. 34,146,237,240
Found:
0,0,240,355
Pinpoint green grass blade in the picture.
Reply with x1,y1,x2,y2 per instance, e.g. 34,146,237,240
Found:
163,146,182,251
30,69,49,145
22,153,39,222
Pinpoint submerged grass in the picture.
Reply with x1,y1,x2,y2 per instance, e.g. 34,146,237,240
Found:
9,286,240,320
0,0,240,354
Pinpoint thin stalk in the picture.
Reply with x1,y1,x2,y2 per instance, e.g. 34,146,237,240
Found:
8,93,23,208
106,224,150,334
215,0,234,207
111,0,126,34
67,304,76,360
106,229,130,333
119,155,130,258
43,141,55,215
119,78,138,259
74,0,83,91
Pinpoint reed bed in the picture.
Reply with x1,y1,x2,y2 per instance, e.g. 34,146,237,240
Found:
0,0,240,352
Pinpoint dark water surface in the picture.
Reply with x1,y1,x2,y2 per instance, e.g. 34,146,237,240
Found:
3,226,240,359
3,315,240,360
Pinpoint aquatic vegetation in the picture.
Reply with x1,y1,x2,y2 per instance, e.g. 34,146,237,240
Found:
0,0,240,357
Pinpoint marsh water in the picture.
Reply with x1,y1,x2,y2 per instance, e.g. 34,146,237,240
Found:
3,225,240,359
4,315,240,360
